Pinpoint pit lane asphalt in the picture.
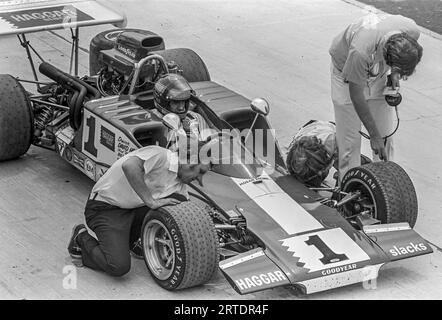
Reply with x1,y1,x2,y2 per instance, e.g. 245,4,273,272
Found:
0,0,441,299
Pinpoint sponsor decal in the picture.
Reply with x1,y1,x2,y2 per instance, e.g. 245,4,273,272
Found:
100,126,115,152
56,140,66,156
344,170,377,190
64,147,73,162
119,112,152,125
389,242,428,257
238,177,266,186
116,44,137,59
72,151,85,169
321,263,357,276
235,271,287,291
168,227,185,286
84,158,96,180
95,165,108,181
105,30,124,41
281,228,370,273
0,5,94,29
55,124,74,145
299,264,383,294
117,136,135,158
238,176,272,193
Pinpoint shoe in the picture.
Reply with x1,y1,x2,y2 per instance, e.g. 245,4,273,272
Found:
68,224,87,259
130,238,144,260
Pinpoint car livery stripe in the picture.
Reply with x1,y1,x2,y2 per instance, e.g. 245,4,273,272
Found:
363,222,411,234
231,171,323,235
220,250,265,270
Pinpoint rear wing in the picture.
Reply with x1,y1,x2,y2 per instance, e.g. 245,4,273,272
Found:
0,0,126,36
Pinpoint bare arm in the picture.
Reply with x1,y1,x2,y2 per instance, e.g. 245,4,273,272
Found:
121,156,180,209
122,156,155,207
349,82,387,160
348,82,380,137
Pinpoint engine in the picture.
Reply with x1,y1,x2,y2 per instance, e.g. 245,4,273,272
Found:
96,31,166,95
29,31,168,149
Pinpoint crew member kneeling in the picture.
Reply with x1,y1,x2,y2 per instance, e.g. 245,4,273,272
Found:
67,144,211,277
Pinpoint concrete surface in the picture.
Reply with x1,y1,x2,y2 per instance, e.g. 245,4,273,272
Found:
354,0,442,35
0,0,441,299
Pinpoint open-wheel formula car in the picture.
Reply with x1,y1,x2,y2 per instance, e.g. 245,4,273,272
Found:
0,0,433,295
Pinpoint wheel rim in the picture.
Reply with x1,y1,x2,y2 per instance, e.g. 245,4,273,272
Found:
143,219,175,280
342,178,378,220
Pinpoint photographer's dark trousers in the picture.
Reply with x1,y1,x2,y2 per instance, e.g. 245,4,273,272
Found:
76,199,148,277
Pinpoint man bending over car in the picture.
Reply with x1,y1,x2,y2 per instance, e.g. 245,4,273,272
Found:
67,143,211,277
330,13,422,183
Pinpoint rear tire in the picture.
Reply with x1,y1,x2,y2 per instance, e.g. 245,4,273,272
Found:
141,201,219,290
89,29,165,75
153,48,211,82
341,161,418,227
0,75,33,161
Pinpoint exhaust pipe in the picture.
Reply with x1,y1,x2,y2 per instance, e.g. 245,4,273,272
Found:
39,62,100,130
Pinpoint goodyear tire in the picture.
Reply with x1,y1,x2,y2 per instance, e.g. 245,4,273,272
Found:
153,48,211,82
141,201,219,290
341,161,418,227
89,29,165,75
0,75,33,161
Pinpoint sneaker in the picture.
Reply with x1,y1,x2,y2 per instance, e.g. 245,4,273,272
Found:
68,224,87,259
130,238,144,260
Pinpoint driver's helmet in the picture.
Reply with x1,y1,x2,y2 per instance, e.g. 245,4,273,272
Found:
153,74,194,118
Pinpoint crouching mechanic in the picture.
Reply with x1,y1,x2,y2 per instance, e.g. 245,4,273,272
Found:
330,13,423,183
152,73,215,144
67,144,211,277
286,120,337,187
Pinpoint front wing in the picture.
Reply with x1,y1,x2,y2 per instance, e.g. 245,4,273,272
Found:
220,223,432,295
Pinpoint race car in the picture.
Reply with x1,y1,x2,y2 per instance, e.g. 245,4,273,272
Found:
0,0,433,295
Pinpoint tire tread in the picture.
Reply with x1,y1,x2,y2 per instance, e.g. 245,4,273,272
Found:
144,201,219,290
0,74,32,161
341,161,418,227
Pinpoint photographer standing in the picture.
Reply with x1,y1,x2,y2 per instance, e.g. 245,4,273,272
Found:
330,13,423,183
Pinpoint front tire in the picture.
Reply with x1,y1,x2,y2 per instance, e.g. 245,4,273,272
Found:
0,75,33,161
341,161,418,227
141,201,219,290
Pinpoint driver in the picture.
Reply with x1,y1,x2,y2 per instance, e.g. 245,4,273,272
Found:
152,73,215,144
